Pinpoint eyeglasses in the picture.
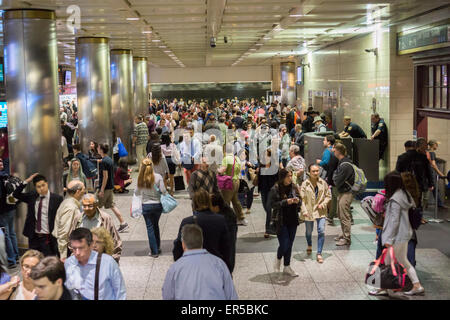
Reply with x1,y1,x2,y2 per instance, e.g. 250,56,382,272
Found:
82,204,95,209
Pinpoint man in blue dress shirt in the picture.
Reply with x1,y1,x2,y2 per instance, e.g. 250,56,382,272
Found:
162,224,238,300
64,228,126,300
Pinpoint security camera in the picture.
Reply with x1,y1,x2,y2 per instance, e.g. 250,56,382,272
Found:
365,48,378,56
210,37,217,48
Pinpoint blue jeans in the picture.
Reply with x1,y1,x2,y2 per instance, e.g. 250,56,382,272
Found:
142,203,163,255
261,190,271,233
277,225,298,266
305,218,326,254
0,209,19,265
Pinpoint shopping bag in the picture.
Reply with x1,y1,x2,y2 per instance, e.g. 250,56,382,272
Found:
118,138,128,158
131,193,142,218
174,166,185,191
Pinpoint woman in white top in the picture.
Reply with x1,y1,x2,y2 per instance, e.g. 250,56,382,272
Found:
160,133,179,195
135,158,167,258
8,249,44,300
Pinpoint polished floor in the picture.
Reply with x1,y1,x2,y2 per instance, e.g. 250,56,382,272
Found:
7,169,450,300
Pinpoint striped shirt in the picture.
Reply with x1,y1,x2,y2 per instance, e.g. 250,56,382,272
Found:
133,122,149,145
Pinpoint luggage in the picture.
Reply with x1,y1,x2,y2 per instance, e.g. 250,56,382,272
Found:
341,162,367,194
365,247,412,290
360,196,384,227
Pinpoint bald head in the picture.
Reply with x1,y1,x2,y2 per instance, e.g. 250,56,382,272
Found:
67,181,85,200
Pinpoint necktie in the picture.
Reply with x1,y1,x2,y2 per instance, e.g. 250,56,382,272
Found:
37,196,44,233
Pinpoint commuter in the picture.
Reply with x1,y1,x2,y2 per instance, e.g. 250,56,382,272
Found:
146,132,161,155
316,135,335,177
339,116,367,139
8,249,44,300
219,144,247,226
204,134,224,173
210,192,237,273
69,193,122,262
88,140,102,164
113,158,132,193
91,227,115,257
146,114,156,134
0,127,10,174
52,180,85,261
300,164,331,264
293,123,305,157
0,159,20,268
30,256,75,300
218,117,228,146
135,158,166,258
65,228,126,300
179,126,202,184
188,156,219,201
133,114,150,172
377,171,425,296
313,116,328,133
65,158,87,189
395,137,434,209
173,190,232,273
427,139,447,208
13,173,63,256
285,144,306,187
148,143,169,188
162,224,238,300
324,139,339,226
269,169,301,277
161,133,178,195
302,109,317,133
96,143,129,233
279,124,291,168
370,113,388,160
61,119,74,155
332,143,355,246
238,151,257,215
232,110,245,130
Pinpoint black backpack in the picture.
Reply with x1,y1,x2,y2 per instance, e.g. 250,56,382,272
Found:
2,175,23,205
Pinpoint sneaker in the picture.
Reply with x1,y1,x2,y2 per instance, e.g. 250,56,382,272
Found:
117,223,129,233
334,235,344,241
336,239,351,246
368,289,388,296
274,257,282,272
404,286,425,296
237,219,248,226
283,265,299,277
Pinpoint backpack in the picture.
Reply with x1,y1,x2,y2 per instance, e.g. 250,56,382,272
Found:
341,162,367,194
3,175,23,205
77,153,97,178
360,196,384,227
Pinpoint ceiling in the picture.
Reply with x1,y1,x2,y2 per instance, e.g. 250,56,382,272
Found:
0,0,449,68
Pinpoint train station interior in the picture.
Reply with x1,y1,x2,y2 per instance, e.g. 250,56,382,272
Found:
0,0,449,301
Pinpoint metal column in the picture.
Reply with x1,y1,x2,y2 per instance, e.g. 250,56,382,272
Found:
280,61,296,106
3,9,63,246
75,37,113,154
133,57,148,116
111,49,134,162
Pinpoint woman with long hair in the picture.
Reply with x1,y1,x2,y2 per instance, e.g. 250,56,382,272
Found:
375,171,424,296
268,168,301,277
135,158,166,258
146,132,161,155
148,143,169,189
161,133,177,195
91,227,115,256
66,158,87,188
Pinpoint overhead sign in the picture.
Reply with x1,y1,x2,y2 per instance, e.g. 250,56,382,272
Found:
398,20,450,55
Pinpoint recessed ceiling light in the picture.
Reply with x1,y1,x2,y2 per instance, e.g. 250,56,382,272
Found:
126,18,139,21
142,31,152,34
289,14,303,17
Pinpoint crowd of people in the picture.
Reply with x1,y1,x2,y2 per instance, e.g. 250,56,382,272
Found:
0,96,448,300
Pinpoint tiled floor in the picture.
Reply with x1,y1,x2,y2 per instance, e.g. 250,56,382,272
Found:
8,169,450,300
107,170,450,300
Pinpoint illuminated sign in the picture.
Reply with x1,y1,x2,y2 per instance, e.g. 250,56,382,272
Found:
0,102,7,128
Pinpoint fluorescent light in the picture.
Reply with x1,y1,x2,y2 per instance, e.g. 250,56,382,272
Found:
250,48,257,51
263,37,271,40
289,14,303,17
256,43,263,46
159,45,166,48
152,39,161,42
126,18,139,21
164,50,171,53
142,31,152,34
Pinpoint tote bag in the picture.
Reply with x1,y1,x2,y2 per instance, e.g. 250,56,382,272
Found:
117,138,128,158
154,184,178,213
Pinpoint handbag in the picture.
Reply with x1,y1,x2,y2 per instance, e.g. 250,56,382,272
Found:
130,192,143,218
117,138,128,158
217,156,235,190
365,247,412,290
154,184,178,213
174,167,185,191
408,207,423,230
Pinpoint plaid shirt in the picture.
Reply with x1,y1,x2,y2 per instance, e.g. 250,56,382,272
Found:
188,169,219,199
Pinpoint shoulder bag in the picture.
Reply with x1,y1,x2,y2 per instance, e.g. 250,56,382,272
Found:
154,183,178,213
217,156,235,190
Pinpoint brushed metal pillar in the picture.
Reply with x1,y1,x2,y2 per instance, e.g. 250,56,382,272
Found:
76,37,112,154
111,49,134,162
3,9,63,246
133,57,148,116
280,62,296,106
